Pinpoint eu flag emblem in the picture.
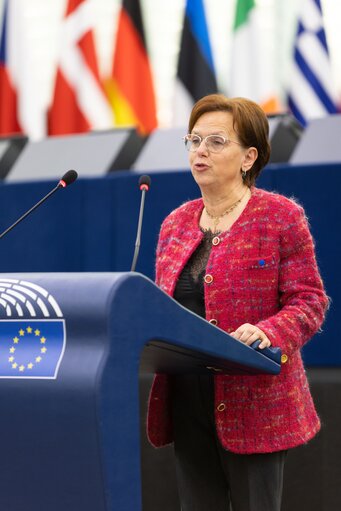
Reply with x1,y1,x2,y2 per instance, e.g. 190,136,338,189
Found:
0,320,65,379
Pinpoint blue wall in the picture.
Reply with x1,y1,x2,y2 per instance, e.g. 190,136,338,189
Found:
0,162,339,365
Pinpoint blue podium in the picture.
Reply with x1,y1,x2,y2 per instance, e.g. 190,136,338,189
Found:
0,272,280,511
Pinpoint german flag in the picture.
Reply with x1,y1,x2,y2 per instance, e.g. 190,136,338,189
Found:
105,0,157,134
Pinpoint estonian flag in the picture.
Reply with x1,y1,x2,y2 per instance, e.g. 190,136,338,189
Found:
173,0,218,127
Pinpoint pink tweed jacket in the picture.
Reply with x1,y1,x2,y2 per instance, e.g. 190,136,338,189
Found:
147,187,329,454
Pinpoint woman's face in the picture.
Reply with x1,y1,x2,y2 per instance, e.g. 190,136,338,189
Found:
188,110,256,191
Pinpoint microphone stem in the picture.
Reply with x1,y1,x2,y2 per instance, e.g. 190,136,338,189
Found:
131,188,147,272
0,184,60,240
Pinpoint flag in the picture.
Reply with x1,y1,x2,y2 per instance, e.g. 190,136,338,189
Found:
104,0,157,134
230,0,282,114
48,0,112,135
0,0,21,136
173,0,218,127
0,321,65,379
0,0,46,139
0,0,21,135
0,277,65,379
287,0,338,127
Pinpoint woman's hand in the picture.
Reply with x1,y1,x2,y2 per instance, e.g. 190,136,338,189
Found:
230,323,271,349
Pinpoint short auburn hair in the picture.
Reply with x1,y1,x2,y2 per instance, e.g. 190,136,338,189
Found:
188,94,270,186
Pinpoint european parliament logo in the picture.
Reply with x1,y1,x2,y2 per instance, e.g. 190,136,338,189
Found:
0,279,66,379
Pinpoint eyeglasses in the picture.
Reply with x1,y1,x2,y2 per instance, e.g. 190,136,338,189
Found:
183,134,241,153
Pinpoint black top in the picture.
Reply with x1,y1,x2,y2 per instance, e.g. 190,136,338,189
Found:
173,229,218,318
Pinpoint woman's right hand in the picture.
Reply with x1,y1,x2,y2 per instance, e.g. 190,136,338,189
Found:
230,323,271,349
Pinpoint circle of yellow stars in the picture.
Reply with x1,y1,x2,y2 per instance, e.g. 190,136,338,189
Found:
8,326,47,373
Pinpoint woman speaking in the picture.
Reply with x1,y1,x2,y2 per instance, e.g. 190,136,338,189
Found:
147,94,328,511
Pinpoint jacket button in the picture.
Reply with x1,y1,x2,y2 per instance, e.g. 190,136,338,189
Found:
212,236,220,246
281,354,288,364
209,318,218,326
217,403,226,412
204,274,213,284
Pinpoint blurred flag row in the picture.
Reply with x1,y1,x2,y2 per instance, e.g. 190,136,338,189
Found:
0,0,339,140
0,0,158,139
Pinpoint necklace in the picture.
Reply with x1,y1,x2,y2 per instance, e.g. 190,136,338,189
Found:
204,189,249,232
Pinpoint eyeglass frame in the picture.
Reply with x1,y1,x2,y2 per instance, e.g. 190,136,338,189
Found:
183,133,242,153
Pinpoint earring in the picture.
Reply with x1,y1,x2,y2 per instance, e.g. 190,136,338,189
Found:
241,169,247,179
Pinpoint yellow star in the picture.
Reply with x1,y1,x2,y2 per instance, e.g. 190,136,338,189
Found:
26,327,32,333
9,347,16,353
13,337,19,344
35,356,42,363
34,329,40,336
19,329,25,336
12,363,18,369
40,337,46,344
27,363,34,369
41,347,47,354
8,356,14,362
19,365,25,372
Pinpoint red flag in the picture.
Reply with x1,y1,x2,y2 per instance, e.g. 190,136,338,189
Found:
105,0,157,134
48,0,112,135
0,0,21,135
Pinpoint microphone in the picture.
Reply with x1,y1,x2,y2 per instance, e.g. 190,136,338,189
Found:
131,175,151,272
58,169,78,188
0,170,78,240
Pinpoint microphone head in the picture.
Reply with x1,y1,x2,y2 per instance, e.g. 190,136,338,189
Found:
139,174,151,191
59,170,78,188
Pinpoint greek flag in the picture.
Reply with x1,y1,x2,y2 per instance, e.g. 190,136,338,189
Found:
288,0,338,127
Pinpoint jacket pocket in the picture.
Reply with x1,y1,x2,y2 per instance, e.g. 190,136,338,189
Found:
234,255,277,270
227,255,279,310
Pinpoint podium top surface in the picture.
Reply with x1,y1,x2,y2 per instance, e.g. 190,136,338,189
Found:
0,272,280,377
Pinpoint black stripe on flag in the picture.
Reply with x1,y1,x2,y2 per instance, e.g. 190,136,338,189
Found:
177,16,218,102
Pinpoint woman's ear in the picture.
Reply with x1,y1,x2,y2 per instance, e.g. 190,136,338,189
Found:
242,147,258,170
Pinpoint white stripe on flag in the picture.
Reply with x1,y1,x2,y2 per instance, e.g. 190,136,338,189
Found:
301,0,321,30
57,1,113,129
7,0,46,139
297,33,338,102
230,9,277,105
64,1,94,46
59,46,113,128
172,79,194,129
290,62,329,119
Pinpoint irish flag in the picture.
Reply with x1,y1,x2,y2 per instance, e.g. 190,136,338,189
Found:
230,0,281,113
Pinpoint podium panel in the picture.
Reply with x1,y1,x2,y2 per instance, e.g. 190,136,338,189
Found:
132,115,303,173
0,135,28,179
132,127,189,172
268,114,303,164
6,129,145,182
0,272,280,511
290,114,341,164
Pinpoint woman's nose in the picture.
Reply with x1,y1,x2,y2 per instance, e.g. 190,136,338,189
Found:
197,139,208,155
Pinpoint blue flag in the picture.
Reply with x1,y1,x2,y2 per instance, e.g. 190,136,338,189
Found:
173,0,218,126
0,320,65,378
